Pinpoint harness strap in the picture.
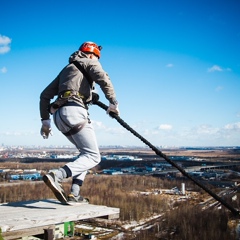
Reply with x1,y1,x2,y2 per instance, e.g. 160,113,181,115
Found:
53,107,87,136
72,61,93,89
63,120,87,136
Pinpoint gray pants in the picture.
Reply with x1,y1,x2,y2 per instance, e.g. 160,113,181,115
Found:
53,105,101,184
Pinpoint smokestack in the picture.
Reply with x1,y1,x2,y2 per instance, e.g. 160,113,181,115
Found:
181,183,185,195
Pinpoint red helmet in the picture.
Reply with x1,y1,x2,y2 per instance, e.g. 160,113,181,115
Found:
79,41,102,59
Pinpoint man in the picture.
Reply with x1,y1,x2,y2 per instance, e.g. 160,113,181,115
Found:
39,41,120,203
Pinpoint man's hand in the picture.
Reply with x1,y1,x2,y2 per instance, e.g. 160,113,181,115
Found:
40,119,52,139
107,103,120,116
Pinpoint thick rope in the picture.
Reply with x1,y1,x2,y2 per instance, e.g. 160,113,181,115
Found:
93,100,239,217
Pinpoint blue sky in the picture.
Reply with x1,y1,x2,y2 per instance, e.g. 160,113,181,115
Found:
0,0,240,148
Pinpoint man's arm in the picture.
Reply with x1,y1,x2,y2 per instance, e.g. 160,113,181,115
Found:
39,77,59,139
40,76,59,120
88,60,118,104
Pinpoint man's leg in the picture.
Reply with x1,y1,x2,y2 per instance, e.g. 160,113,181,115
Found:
64,121,101,176
43,106,100,202
63,120,100,201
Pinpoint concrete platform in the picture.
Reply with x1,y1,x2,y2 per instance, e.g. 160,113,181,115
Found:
0,199,120,239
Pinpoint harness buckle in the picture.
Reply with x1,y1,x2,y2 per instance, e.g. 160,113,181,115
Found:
61,91,84,99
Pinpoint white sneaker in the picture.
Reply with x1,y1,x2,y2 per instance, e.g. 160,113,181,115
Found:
67,193,89,203
43,172,67,203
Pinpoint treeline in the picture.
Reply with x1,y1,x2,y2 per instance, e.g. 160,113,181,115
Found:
82,175,238,240
0,174,238,239
132,205,234,240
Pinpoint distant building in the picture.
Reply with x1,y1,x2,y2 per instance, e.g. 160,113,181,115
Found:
121,167,135,173
101,155,142,161
102,169,123,175
50,154,76,159
9,172,41,181
146,166,157,172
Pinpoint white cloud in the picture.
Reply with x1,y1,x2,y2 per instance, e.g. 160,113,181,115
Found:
180,123,240,145
166,63,174,68
140,121,240,146
0,45,10,54
1,120,240,147
0,67,7,73
0,34,11,54
207,65,232,73
0,35,11,45
195,124,219,135
0,131,34,136
224,122,240,131
159,124,173,130
208,65,223,72
92,120,106,129
92,120,125,135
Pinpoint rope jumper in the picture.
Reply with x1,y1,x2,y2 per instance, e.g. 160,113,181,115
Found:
93,100,239,217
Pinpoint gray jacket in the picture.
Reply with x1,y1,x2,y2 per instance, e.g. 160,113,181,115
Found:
40,51,117,120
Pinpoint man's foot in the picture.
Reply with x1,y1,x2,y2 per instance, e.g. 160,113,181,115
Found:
42,172,67,203
67,194,89,203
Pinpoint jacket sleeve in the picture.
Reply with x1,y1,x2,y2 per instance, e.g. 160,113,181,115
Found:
39,76,59,120
88,60,118,104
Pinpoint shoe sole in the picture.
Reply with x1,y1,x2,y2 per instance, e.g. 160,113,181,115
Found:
43,175,67,203
68,199,89,204
66,201,89,205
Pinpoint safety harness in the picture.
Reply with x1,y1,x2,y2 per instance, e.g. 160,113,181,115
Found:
52,61,94,136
